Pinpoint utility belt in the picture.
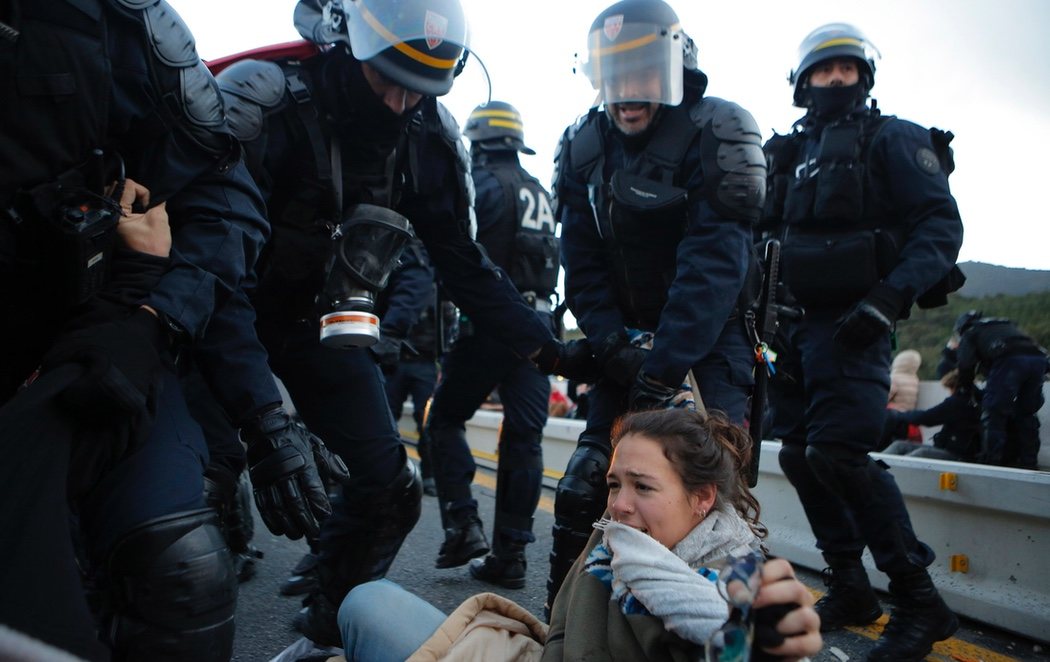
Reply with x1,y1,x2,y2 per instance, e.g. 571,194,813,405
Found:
5,150,124,306
780,226,899,307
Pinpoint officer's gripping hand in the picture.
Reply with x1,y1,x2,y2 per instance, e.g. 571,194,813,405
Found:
243,406,350,540
833,283,908,350
628,371,687,412
598,334,648,388
40,307,168,453
533,338,600,381
369,334,413,373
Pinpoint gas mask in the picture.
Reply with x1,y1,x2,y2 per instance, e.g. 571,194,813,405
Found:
319,204,413,348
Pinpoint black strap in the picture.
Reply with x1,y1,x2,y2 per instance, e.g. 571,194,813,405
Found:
285,70,334,200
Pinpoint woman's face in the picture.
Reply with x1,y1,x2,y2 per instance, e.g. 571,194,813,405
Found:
606,433,715,549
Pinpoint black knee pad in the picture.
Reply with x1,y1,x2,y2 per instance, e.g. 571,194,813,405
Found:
105,509,237,662
548,441,609,597
554,442,609,530
778,441,810,482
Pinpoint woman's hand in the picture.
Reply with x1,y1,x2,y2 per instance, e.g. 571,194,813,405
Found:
116,178,171,257
752,558,822,660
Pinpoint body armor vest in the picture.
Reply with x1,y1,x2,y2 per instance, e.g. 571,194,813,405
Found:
765,110,898,307
0,0,109,200
479,159,559,298
571,106,700,330
3,0,227,299
217,49,474,322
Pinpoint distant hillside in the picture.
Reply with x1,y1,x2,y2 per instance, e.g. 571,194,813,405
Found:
957,261,1050,298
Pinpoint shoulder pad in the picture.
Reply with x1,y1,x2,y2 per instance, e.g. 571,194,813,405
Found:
691,97,766,223
216,59,288,142
431,101,477,239
140,0,199,67
567,109,602,181
112,0,154,8
690,96,763,145
433,102,463,143
179,60,225,129
430,102,470,175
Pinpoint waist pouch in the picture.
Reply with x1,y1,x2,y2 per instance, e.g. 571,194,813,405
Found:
781,230,879,306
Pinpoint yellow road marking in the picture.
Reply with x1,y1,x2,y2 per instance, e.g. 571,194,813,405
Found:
404,442,555,513
404,436,1017,661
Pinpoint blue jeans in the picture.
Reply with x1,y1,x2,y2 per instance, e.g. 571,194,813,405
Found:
339,579,446,662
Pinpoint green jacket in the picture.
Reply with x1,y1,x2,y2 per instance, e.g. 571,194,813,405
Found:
541,529,703,662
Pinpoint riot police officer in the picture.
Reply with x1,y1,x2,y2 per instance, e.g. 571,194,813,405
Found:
547,0,766,617
763,23,963,661
426,101,559,588
0,0,339,658
952,310,1046,469
211,0,577,645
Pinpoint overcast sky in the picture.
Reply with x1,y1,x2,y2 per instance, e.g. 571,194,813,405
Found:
176,0,1050,271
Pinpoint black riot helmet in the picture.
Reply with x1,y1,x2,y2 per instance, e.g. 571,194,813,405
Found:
953,310,983,337
789,22,880,108
294,0,470,96
581,0,689,108
464,101,536,155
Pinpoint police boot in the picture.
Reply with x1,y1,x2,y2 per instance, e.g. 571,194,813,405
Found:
435,505,489,569
280,546,320,597
295,457,422,647
294,591,342,648
814,552,882,631
469,522,531,589
867,569,958,661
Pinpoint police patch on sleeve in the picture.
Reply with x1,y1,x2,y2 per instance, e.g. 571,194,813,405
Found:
915,147,941,175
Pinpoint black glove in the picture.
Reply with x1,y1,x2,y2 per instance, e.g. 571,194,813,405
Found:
533,338,600,381
628,370,680,411
833,283,908,350
369,334,413,373
243,406,350,540
40,308,168,451
595,331,648,387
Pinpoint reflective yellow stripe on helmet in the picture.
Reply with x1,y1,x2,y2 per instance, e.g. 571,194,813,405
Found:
470,109,521,120
813,37,865,52
485,119,524,130
358,4,460,70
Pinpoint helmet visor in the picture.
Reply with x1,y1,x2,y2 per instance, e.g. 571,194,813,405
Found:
345,0,469,72
581,20,683,107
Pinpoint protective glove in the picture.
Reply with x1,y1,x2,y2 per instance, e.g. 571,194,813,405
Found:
40,307,168,452
532,337,600,381
628,370,684,411
368,334,414,373
833,283,908,350
242,406,350,540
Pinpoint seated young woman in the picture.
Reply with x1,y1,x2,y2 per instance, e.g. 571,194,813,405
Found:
334,408,822,662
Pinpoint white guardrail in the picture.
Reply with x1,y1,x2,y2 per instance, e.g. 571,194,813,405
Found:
401,382,1050,644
